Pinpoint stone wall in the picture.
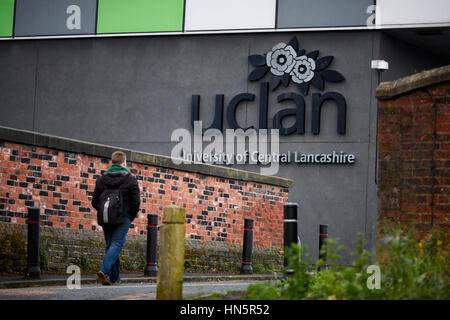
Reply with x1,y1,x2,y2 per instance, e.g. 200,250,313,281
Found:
0,126,291,273
376,65,450,238
0,222,282,274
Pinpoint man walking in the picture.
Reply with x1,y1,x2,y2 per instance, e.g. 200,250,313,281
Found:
91,151,140,285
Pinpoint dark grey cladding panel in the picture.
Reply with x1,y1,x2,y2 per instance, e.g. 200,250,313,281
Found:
0,41,36,130
14,0,97,37
277,0,375,28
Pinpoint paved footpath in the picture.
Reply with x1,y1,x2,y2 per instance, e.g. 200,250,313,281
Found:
0,281,262,300
0,272,280,300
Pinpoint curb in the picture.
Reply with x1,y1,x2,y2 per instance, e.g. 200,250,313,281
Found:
0,274,280,289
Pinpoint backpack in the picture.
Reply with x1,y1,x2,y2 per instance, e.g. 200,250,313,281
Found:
97,184,126,227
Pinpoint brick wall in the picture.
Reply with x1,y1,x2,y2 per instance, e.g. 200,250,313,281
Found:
0,130,290,272
377,74,450,237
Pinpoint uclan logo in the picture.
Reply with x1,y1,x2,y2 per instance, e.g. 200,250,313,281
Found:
191,37,347,136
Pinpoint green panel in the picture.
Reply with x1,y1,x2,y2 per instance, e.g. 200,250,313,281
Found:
97,0,184,34
0,0,15,37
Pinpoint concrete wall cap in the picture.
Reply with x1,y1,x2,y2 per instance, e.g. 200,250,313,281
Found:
376,65,450,100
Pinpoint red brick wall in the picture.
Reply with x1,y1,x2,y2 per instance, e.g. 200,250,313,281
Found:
377,81,450,236
0,142,288,248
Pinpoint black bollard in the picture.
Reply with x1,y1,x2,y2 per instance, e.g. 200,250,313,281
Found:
144,214,159,276
25,207,41,279
318,224,329,271
283,203,299,276
240,218,254,274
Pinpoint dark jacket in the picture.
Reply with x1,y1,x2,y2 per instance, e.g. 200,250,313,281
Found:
91,169,141,223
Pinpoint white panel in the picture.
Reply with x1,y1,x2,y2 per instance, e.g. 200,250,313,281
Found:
185,0,276,31
377,0,450,26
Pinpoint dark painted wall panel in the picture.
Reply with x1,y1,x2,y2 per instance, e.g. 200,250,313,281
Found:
379,32,449,82
14,0,97,36
0,31,443,262
0,41,36,130
277,0,375,28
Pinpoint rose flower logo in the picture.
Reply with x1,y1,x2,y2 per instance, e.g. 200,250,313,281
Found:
248,36,345,95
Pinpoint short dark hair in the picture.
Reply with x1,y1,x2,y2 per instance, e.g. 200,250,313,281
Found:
111,151,126,164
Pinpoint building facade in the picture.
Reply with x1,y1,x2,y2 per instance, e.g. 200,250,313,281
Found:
1,0,449,263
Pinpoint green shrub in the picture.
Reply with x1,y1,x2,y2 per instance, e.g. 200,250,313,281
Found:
72,254,99,272
0,227,26,274
246,244,314,300
252,264,265,273
245,227,449,300
374,228,448,299
40,247,49,271
306,235,377,300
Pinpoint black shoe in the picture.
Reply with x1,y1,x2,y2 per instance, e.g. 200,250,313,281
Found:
96,271,112,286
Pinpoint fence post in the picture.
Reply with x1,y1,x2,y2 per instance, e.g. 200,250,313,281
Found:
318,224,329,271
240,218,254,274
283,203,298,276
144,213,159,276
25,207,41,279
156,205,186,300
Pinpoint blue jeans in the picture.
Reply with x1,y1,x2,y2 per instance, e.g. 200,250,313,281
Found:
100,217,131,283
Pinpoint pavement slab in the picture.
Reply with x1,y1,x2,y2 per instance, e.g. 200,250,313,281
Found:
0,272,281,289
